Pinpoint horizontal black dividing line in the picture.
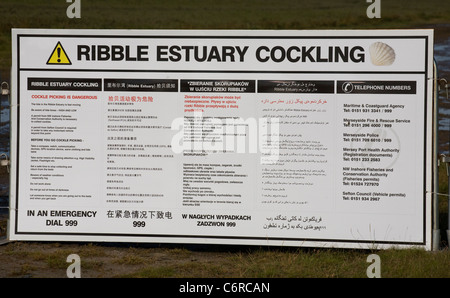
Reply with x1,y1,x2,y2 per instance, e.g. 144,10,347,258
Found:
19,68,426,75
18,34,430,40
13,231,424,246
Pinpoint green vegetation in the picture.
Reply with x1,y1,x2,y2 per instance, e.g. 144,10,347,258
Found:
1,242,448,278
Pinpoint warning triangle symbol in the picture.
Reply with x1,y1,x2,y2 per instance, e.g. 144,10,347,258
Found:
46,42,72,65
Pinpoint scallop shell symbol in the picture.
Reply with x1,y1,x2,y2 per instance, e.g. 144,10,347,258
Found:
369,42,396,66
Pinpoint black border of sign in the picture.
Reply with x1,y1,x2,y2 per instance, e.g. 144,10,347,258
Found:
13,33,430,247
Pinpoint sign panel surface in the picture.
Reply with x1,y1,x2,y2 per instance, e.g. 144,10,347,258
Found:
10,29,433,249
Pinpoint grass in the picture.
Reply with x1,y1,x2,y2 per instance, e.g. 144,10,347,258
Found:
377,248,450,277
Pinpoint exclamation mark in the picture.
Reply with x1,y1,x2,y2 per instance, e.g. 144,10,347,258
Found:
57,47,61,63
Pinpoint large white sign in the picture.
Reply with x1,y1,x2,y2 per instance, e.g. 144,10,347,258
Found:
9,29,433,249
